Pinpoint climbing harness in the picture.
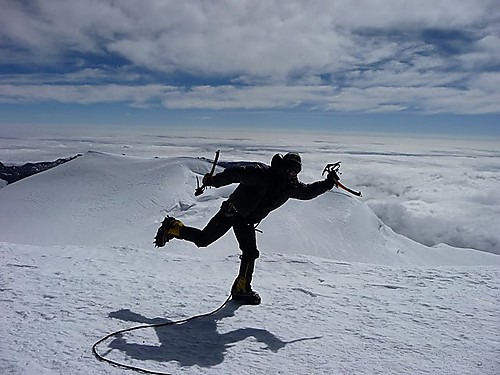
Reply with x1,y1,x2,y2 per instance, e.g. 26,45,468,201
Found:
92,294,232,374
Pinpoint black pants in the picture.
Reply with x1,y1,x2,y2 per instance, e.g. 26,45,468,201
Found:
179,203,260,262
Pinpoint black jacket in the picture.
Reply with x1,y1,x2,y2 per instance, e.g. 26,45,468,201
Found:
210,164,335,222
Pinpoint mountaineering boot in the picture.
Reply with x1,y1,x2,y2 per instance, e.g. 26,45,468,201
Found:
153,216,184,248
231,258,261,305
231,276,261,305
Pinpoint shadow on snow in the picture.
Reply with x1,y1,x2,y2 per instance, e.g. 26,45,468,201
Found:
106,301,321,368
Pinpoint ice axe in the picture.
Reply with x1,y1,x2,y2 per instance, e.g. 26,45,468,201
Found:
194,150,220,196
322,162,362,197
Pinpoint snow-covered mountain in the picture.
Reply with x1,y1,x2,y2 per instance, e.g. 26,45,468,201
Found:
1,151,499,375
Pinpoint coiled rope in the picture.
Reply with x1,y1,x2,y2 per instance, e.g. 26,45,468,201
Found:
92,294,232,374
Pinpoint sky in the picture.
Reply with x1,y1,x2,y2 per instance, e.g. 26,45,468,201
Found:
1,0,500,135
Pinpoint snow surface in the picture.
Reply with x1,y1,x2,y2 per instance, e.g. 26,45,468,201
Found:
1,151,499,374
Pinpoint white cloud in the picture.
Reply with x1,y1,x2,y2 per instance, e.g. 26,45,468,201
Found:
339,139,500,255
0,83,175,106
459,35,500,70
162,85,336,109
470,72,500,93
2,80,500,114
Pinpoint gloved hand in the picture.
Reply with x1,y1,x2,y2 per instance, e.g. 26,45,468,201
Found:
202,173,214,186
327,170,340,186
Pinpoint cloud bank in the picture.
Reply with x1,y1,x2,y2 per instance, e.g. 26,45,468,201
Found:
1,0,500,113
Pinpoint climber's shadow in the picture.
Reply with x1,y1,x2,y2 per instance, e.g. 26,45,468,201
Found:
106,300,320,368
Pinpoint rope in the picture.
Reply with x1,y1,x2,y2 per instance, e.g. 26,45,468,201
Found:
92,294,232,374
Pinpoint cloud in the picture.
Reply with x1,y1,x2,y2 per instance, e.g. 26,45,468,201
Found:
0,83,175,106
2,80,500,114
1,0,499,113
368,195,500,255
2,0,495,70
349,147,500,255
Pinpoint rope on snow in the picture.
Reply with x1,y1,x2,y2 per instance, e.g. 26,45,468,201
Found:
92,294,232,374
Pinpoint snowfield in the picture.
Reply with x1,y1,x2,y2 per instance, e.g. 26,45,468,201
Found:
1,151,499,374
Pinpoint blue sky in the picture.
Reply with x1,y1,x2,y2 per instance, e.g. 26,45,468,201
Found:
1,0,499,136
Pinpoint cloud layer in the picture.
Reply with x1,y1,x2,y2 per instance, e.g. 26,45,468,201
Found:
1,0,500,113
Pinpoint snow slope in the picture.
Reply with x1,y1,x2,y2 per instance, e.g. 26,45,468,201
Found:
1,151,499,375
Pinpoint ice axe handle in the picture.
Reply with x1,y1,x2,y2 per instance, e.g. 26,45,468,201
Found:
337,181,362,197
194,150,220,196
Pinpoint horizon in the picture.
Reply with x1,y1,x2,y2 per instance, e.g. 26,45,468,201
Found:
2,120,500,141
